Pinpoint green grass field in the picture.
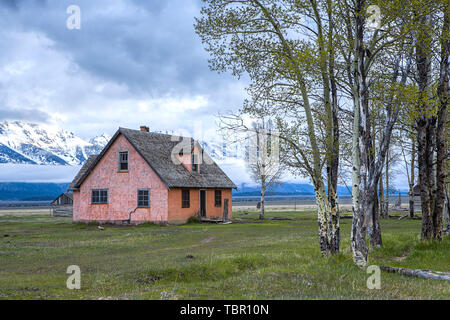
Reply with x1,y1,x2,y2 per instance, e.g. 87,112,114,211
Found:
0,210,448,299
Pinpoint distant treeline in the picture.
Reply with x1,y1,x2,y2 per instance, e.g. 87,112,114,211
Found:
232,182,349,197
0,181,406,201
0,182,70,201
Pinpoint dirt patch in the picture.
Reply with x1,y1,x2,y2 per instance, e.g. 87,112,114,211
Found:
232,218,264,224
0,209,52,216
393,256,408,262
201,236,216,243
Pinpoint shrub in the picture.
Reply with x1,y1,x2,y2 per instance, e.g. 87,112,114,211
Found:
186,215,200,224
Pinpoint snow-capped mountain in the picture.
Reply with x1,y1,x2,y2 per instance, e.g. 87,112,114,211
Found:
0,121,110,165
85,134,111,156
0,121,243,166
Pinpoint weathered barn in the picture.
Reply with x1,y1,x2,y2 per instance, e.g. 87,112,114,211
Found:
68,126,236,224
51,193,73,217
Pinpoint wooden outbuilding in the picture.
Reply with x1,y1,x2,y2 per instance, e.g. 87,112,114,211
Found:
51,193,73,217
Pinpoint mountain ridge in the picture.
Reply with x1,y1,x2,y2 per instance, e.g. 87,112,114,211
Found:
0,121,110,165
233,182,352,196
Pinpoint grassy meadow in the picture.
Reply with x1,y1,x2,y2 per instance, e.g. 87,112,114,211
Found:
0,210,448,299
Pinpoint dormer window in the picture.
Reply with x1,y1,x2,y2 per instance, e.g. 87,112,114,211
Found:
118,151,128,172
192,153,198,173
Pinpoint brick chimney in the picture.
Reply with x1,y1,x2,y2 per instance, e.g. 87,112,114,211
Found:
140,126,149,132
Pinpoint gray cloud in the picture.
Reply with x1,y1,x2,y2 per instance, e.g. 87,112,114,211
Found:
0,0,232,95
0,0,255,184
0,1,411,189
0,0,247,140
0,106,50,122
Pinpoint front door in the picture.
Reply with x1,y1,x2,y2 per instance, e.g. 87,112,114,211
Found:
200,190,206,217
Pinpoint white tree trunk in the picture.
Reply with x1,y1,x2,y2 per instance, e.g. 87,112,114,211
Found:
260,176,265,220
350,0,369,267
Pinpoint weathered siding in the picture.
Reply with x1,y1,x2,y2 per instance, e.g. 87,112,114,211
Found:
51,193,73,206
53,206,73,217
167,188,232,223
73,134,168,224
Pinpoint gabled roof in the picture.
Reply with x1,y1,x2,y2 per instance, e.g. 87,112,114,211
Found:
51,192,73,205
68,127,237,190
68,155,98,190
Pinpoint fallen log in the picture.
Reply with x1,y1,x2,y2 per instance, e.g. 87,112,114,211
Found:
379,265,450,281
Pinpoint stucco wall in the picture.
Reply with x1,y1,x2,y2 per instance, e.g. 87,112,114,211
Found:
167,188,232,223
73,134,168,223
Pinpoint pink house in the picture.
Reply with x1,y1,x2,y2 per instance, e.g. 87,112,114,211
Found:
68,126,236,224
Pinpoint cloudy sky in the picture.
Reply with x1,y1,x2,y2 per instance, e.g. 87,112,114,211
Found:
0,0,264,185
0,0,409,189
0,0,248,139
